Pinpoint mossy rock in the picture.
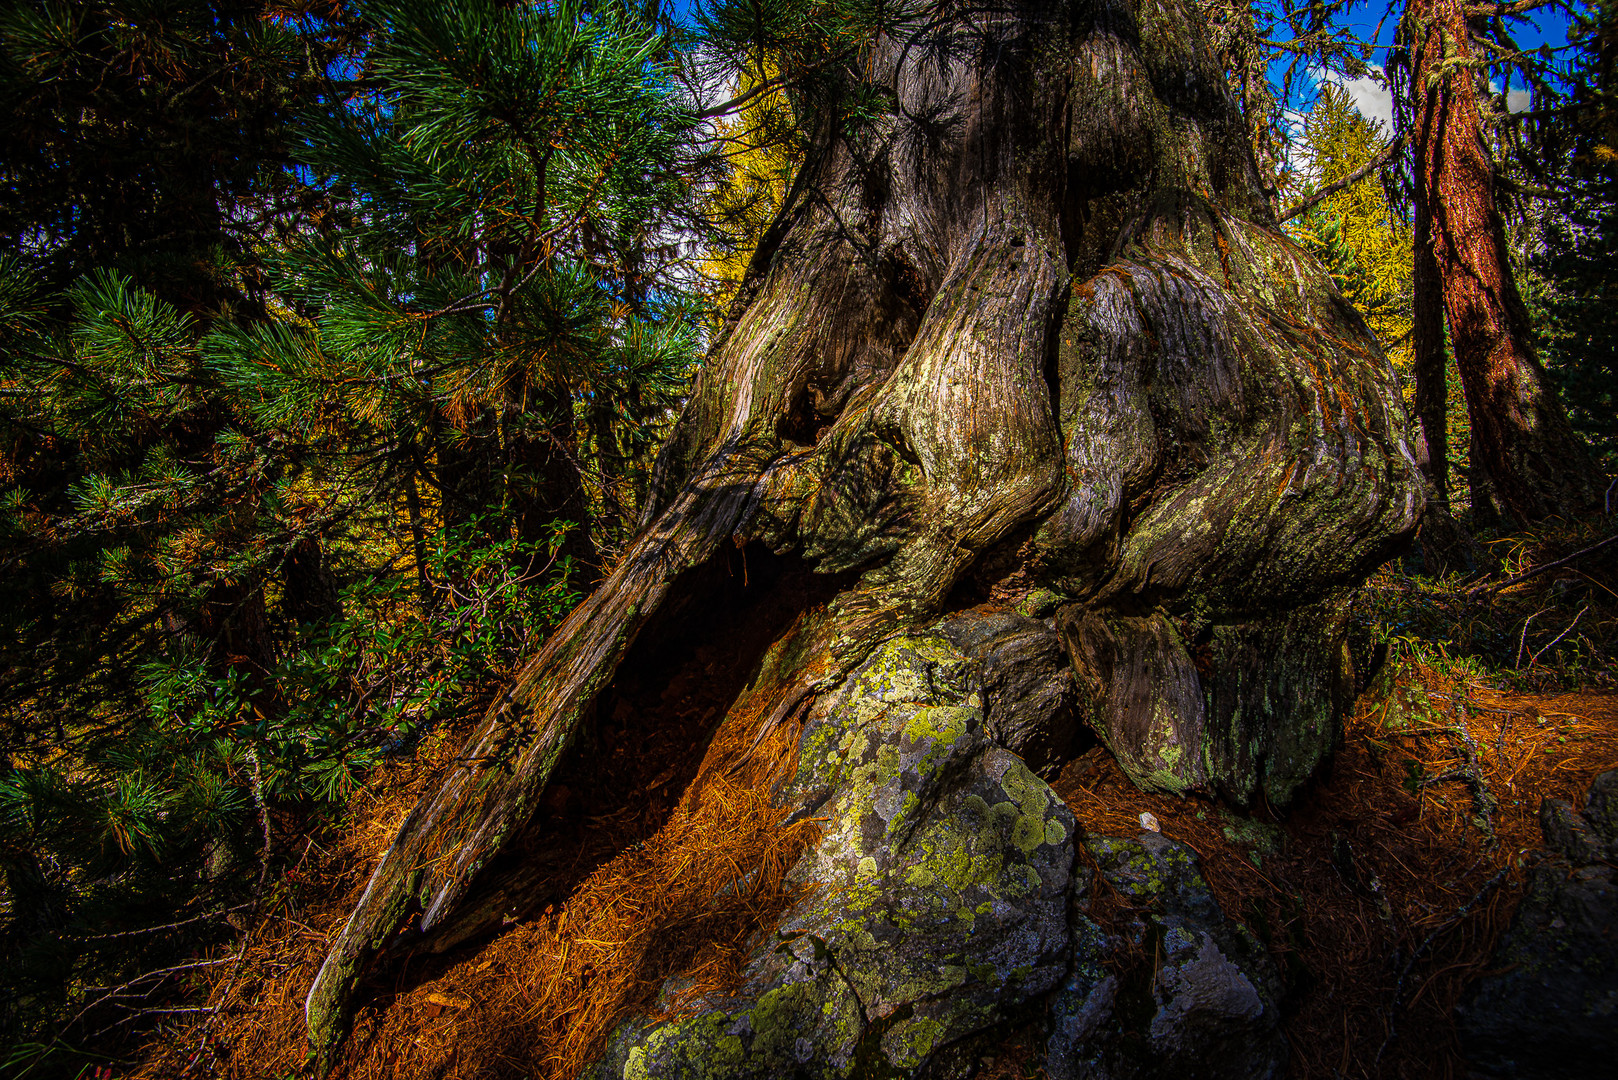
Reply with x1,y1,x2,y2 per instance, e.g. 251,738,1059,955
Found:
587,635,1076,1079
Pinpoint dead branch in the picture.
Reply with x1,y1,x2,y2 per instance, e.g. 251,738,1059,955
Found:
1466,531,1618,598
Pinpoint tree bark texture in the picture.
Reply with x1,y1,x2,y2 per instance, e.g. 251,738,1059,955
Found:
1405,0,1604,522
1412,197,1449,505
306,0,1423,1059
1410,197,1475,573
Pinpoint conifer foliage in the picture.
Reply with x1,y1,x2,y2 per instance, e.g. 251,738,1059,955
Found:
1532,0,1618,475
230,0,707,558
0,0,358,308
0,1,708,1069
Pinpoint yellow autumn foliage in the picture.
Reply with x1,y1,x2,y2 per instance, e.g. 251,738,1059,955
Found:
698,62,800,306
1289,84,1414,374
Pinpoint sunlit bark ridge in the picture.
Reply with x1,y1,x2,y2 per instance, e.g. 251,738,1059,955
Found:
306,0,1422,1060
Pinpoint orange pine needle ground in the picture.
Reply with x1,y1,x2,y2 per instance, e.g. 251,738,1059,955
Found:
133,655,1617,1080
135,694,819,1080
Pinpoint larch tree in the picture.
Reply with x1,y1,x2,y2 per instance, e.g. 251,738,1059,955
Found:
1399,0,1605,523
696,60,801,306
1290,83,1414,369
305,0,1424,1061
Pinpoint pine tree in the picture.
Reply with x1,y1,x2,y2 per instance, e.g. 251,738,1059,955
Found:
1534,190,1618,474
1530,0,1618,476
304,0,1426,1059
0,2,713,1067
1397,0,1606,523
0,0,360,311
215,0,707,564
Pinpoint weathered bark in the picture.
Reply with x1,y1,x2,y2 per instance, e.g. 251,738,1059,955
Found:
1410,198,1475,574
1412,197,1449,505
306,0,1423,1060
1405,0,1605,522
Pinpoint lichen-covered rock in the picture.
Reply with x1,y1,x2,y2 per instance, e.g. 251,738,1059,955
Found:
936,610,1082,777
1044,909,1117,1080
587,637,1290,1080
588,635,1077,1079
1457,771,1618,1078
1045,833,1286,1080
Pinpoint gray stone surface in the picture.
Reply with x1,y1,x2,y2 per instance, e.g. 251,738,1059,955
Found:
586,636,1284,1080
1457,770,1618,1078
1043,833,1285,1080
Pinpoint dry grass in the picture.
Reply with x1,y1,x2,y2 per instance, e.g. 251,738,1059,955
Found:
1052,657,1618,1080
133,685,820,1080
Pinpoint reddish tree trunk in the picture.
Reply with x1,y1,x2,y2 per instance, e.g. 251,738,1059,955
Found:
1410,197,1475,571
1407,0,1603,522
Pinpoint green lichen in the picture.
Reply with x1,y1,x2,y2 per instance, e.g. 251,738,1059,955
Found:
592,631,1077,1080
889,1016,948,1068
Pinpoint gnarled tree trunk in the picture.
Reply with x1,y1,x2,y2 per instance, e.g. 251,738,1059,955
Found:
305,0,1422,1061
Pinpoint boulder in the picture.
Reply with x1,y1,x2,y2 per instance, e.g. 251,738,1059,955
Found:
587,636,1284,1080
1456,770,1618,1077
1045,833,1286,1080
589,635,1077,1079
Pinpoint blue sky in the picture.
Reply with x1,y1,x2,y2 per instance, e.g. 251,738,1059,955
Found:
664,0,1586,132
1309,2,1579,130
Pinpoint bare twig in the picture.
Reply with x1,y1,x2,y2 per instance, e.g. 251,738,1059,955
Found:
1466,530,1618,598
1529,605,1589,667
1280,134,1406,223
60,902,255,943
62,957,242,1037
1516,606,1550,668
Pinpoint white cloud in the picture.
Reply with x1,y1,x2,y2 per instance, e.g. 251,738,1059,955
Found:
1297,70,1529,167
1319,68,1394,134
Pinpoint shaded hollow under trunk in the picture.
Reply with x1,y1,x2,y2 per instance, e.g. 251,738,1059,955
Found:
305,0,1424,1060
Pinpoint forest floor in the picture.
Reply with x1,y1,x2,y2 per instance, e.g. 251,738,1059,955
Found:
126,528,1618,1080
1048,666,1618,1080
